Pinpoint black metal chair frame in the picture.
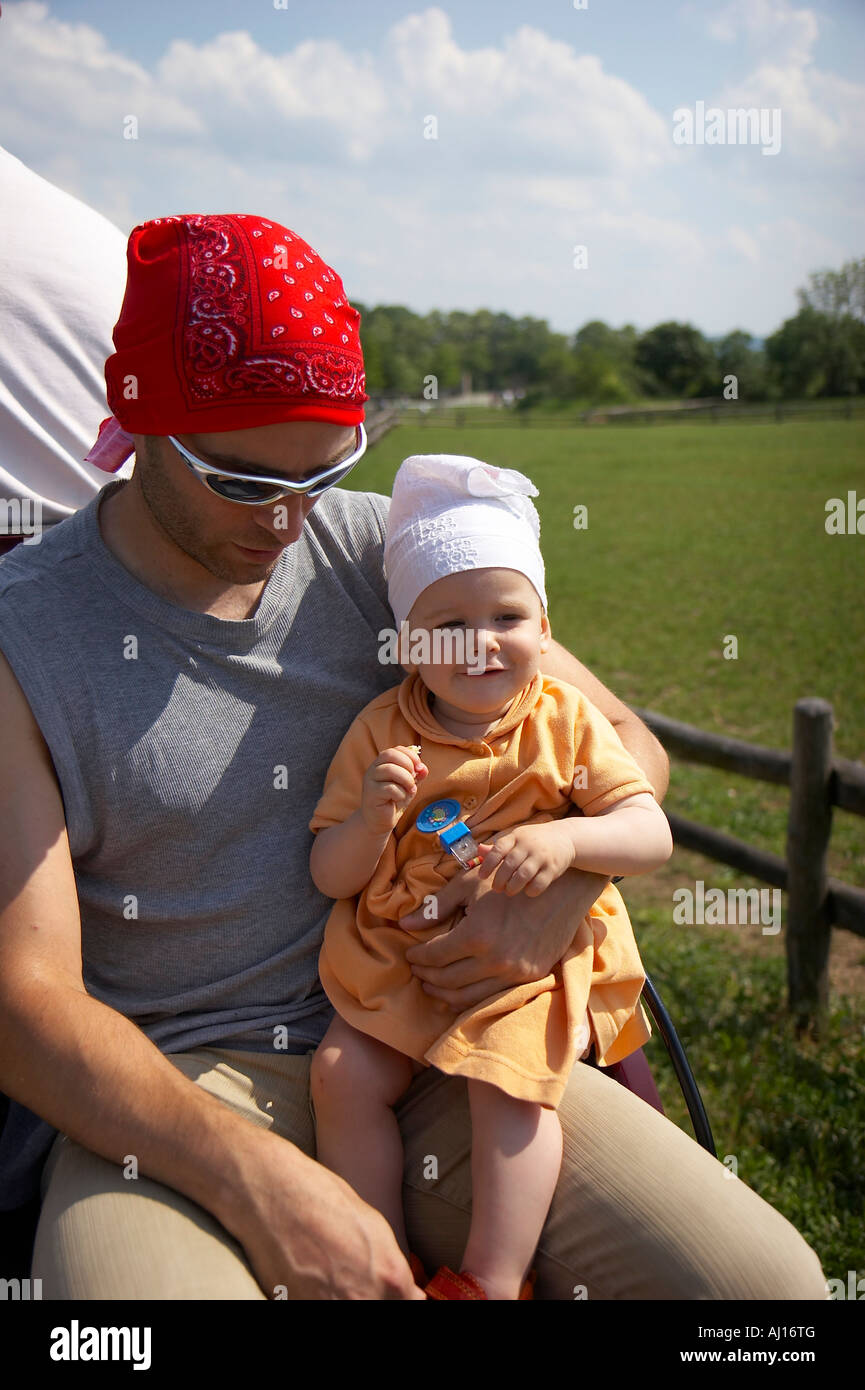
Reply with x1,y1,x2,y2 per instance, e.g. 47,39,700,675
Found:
641,972,716,1155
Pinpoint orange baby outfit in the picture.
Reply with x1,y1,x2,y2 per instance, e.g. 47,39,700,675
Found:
309,671,655,1109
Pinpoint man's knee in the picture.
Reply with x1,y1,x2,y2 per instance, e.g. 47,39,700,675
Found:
543,1062,830,1301
33,1136,264,1300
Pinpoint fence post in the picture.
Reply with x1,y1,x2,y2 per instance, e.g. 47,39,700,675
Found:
785,698,834,1034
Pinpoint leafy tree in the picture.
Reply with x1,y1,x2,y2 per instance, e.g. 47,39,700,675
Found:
634,321,715,397
428,341,462,394
765,306,865,398
764,257,865,398
796,259,865,322
569,321,642,403
355,260,865,406
537,342,580,400
574,320,637,363
715,330,770,401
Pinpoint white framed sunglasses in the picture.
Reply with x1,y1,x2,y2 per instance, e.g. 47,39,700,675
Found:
167,422,367,505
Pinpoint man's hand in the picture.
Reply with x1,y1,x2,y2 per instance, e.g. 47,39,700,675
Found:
400,864,610,1011
218,1129,426,1301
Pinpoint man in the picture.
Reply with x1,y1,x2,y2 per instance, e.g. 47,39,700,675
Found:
0,213,827,1299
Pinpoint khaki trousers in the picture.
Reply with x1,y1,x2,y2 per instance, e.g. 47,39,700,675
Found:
32,1046,828,1300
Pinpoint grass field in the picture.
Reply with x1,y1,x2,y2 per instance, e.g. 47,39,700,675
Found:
353,416,865,1280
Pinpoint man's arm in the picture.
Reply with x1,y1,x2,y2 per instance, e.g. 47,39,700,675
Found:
0,652,421,1300
538,638,669,802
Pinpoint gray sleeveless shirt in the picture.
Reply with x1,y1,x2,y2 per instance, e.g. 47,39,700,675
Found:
0,478,400,1203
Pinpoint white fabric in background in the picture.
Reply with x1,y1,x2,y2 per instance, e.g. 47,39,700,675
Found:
0,145,132,524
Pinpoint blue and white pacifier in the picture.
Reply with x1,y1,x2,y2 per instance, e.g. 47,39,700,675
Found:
415,798,484,870
415,799,461,834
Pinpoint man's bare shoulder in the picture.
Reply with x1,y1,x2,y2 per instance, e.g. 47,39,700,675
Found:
0,520,81,593
0,647,58,782
0,646,82,993
539,639,637,726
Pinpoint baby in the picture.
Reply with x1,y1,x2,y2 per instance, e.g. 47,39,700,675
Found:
308,453,673,1300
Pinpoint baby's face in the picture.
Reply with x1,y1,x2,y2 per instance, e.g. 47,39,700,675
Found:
404,568,550,723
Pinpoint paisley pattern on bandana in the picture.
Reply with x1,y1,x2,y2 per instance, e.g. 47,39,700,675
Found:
172,214,365,411
102,210,367,440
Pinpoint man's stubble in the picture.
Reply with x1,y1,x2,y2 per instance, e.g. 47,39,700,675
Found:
135,438,281,586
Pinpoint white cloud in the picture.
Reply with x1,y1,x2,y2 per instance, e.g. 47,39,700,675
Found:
0,1,858,338
726,226,761,262
386,11,670,176
700,0,865,161
0,1,203,138
1,3,673,176
155,31,386,162
706,0,819,70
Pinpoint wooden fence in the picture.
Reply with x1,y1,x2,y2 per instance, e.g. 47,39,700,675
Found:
583,399,864,427
630,698,865,1032
364,406,401,446
381,398,865,429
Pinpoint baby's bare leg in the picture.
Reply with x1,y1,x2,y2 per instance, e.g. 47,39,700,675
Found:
310,1015,416,1255
462,1078,563,1300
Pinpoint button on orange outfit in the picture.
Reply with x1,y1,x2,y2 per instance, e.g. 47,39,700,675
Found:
309,668,656,1109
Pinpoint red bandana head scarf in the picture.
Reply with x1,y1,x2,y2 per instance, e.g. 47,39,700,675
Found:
86,213,367,472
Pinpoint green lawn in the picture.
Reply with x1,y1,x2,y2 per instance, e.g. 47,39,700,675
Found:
352,416,865,1280
634,902,864,1279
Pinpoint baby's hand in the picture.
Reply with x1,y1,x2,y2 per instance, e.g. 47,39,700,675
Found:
361,746,428,835
476,823,575,897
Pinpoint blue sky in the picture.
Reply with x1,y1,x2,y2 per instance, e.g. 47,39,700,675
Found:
1,0,862,339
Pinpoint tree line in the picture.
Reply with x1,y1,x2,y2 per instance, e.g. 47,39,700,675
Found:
356,258,865,406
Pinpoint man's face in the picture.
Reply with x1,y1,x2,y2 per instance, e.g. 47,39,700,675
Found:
133,420,358,584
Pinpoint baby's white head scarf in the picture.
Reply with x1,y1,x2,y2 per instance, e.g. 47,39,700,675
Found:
384,453,548,629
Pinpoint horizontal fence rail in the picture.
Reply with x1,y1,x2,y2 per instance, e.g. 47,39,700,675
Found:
629,698,865,1030
363,406,401,445
371,398,865,428
582,400,864,426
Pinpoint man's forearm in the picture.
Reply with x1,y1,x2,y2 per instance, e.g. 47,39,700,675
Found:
0,977,284,1232
0,976,426,1300
539,639,670,801
611,716,670,803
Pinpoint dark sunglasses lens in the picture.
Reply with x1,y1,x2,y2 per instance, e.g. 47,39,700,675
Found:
309,458,359,497
206,476,283,504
